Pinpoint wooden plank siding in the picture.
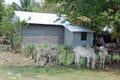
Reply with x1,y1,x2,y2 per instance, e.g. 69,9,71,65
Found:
64,28,73,47
22,24,64,45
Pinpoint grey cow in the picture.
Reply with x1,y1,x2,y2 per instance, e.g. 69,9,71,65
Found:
34,45,59,66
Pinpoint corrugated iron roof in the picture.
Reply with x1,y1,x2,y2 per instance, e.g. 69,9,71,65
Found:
14,11,62,25
64,25,94,32
14,11,93,32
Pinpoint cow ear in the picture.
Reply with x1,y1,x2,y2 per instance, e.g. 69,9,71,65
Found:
51,47,55,50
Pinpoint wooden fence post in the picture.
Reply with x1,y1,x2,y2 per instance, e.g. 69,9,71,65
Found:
65,50,68,66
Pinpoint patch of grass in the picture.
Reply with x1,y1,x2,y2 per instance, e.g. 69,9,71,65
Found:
113,55,120,60
0,65,74,75
0,64,120,80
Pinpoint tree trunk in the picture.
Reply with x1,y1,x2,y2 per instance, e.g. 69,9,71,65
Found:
116,32,120,46
10,38,14,49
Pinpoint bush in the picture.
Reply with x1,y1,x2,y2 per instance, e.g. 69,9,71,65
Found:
13,40,21,53
41,43,50,48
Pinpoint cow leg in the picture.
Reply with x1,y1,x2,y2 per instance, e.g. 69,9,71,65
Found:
84,58,87,68
86,57,89,69
31,50,34,59
35,56,40,66
102,57,105,69
35,52,41,66
44,56,49,65
56,54,59,65
48,55,52,65
75,55,80,68
100,57,103,69
92,59,95,69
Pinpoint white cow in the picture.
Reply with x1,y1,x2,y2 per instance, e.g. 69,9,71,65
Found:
98,46,108,69
73,46,96,69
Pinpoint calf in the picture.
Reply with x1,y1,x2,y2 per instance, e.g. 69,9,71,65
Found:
98,46,108,69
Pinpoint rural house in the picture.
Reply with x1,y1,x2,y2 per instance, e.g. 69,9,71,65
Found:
12,11,94,47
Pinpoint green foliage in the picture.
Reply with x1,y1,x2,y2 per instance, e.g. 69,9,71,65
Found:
0,1,29,49
13,36,22,53
19,0,32,11
32,1,62,13
111,28,118,40
41,43,50,48
113,55,120,60
57,45,73,65
12,0,35,11
57,45,68,51
26,44,36,53
0,3,17,37
27,44,32,49
45,0,120,31
47,0,120,45
0,0,6,22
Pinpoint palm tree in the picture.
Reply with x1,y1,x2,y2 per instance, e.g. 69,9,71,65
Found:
13,0,34,11
20,0,32,11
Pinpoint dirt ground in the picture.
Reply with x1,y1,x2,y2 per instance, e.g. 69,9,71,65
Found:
0,51,34,67
0,51,120,80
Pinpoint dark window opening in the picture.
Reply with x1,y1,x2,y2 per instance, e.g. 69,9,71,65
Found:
81,32,87,40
